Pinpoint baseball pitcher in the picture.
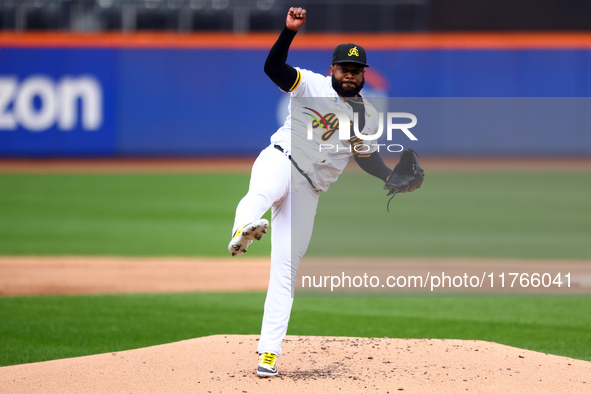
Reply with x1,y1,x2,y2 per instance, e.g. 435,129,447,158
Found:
228,6,424,377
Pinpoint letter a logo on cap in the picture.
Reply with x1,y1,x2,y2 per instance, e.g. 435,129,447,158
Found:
332,43,368,67
348,46,359,57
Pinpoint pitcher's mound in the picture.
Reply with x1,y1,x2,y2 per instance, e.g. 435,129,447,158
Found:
1,335,589,393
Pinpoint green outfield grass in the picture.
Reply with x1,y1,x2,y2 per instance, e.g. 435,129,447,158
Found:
0,172,590,259
0,293,589,366
0,172,589,367
310,172,591,259
0,173,270,256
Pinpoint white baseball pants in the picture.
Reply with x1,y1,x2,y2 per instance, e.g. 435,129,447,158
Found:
232,144,319,356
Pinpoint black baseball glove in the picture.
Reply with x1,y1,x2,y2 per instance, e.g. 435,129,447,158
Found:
384,148,424,211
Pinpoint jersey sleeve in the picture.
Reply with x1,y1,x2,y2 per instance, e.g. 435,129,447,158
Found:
290,68,329,97
284,67,302,93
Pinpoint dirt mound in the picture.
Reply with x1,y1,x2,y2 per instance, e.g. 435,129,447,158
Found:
1,335,589,393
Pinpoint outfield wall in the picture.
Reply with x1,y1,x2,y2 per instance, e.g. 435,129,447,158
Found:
1,33,591,157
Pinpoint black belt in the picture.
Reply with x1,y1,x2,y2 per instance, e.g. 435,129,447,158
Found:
274,144,319,191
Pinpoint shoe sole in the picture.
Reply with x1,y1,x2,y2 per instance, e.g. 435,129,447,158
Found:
256,369,278,378
228,219,269,256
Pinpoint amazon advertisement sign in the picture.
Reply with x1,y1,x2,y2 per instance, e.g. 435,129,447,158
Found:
3,46,591,157
0,75,102,132
0,48,116,156
0,46,278,157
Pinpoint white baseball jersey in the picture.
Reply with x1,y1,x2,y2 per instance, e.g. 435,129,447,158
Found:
270,67,380,192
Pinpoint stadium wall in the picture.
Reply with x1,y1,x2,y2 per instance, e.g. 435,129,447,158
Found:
1,33,591,157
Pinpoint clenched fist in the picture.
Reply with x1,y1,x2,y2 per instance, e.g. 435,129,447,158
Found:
286,7,306,31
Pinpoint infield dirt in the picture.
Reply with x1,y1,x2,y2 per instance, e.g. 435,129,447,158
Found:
1,334,589,393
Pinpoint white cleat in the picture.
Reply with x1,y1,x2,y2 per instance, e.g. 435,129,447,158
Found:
228,219,269,256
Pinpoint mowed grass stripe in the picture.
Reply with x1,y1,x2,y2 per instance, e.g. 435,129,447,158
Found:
0,172,589,258
0,294,589,366
0,173,270,256
310,172,591,259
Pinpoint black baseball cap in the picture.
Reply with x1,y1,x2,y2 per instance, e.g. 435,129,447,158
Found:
332,43,369,67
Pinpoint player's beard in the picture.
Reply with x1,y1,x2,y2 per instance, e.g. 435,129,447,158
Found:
332,74,365,97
